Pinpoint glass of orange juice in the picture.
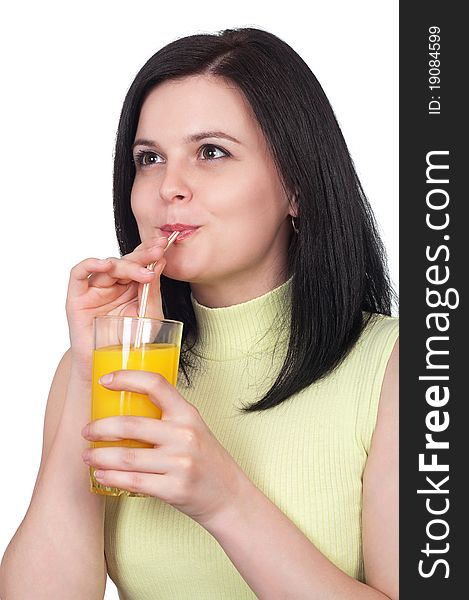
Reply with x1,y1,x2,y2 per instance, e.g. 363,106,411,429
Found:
89,315,183,497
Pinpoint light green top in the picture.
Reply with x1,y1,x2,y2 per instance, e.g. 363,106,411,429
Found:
104,277,399,599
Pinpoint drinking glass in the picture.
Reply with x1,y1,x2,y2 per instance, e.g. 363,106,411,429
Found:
89,315,183,497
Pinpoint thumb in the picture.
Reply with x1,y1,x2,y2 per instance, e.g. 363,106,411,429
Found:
144,257,167,320
101,369,191,421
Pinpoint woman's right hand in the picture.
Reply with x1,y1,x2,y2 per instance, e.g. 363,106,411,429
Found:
65,236,170,377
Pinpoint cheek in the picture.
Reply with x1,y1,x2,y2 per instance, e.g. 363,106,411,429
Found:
130,182,159,242
130,181,144,218
219,170,286,231
214,166,276,220
130,180,157,228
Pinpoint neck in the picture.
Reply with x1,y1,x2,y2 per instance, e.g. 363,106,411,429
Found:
189,275,294,360
190,269,291,309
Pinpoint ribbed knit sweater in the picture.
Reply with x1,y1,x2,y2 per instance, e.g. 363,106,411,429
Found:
104,277,399,599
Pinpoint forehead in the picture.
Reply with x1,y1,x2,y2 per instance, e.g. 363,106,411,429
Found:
136,75,263,143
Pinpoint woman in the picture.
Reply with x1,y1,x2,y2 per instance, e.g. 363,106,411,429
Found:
0,28,398,599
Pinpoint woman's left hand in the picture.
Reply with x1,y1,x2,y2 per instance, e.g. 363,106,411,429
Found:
81,370,247,528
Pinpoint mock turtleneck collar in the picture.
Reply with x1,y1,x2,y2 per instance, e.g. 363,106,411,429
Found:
189,277,293,361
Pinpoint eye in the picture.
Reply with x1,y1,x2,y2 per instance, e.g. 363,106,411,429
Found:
133,150,163,167
199,144,229,160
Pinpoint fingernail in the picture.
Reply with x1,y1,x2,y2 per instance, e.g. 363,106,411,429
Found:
94,470,105,480
99,373,114,385
81,424,90,437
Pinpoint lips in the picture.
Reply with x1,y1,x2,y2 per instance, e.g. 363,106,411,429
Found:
160,223,200,242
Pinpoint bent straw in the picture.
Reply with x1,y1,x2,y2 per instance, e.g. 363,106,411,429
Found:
134,231,179,348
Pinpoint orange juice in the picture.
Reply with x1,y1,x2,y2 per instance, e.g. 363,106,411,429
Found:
91,343,180,450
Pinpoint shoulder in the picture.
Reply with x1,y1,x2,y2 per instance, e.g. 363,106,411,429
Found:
373,332,399,439
350,313,399,453
362,337,398,598
372,335,399,440
353,312,399,392
358,312,399,352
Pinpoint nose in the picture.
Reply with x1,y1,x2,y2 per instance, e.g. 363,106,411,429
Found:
159,160,193,204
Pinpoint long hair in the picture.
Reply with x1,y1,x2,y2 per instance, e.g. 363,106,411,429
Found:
113,27,395,412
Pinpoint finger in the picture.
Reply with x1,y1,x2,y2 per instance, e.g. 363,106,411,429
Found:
144,257,167,319
82,446,174,474
93,469,174,499
98,371,194,421
122,236,168,263
87,256,157,288
68,258,114,297
82,415,175,445
98,241,167,283
79,238,167,291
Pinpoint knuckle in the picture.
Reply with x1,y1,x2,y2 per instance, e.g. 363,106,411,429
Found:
122,448,137,467
121,249,137,262
129,472,143,492
148,237,161,248
154,372,166,384
94,450,106,468
150,244,165,256
122,416,139,437
186,404,201,420
151,373,166,391
179,427,196,448
70,261,86,275
177,455,195,472
150,236,167,248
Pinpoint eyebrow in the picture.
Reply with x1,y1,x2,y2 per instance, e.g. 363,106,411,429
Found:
132,131,241,151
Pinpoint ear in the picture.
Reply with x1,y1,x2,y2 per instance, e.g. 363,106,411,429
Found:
288,190,299,218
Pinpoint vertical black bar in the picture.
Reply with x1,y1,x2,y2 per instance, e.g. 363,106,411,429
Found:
400,2,467,597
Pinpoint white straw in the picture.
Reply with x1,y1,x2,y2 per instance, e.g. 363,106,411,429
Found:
134,231,179,348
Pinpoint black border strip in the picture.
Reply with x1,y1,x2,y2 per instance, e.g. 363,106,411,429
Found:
400,2,466,596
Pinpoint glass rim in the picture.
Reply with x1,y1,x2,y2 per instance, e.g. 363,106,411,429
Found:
93,315,183,326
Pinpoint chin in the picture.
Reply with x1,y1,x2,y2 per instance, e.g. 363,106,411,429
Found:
162,262,202,284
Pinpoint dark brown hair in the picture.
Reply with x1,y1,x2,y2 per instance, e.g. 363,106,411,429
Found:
112,27,394,412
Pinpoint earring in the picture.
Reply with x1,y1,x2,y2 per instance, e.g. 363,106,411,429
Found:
291,215,299,234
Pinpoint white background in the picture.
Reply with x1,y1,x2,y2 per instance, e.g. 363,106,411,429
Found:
0,1,398,597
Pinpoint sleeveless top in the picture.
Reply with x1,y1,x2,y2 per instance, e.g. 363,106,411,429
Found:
104,277,399,599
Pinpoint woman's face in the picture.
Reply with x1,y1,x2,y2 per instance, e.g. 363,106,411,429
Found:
131,75,295,294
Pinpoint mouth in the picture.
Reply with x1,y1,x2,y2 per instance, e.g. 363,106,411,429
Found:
160,223,201,243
